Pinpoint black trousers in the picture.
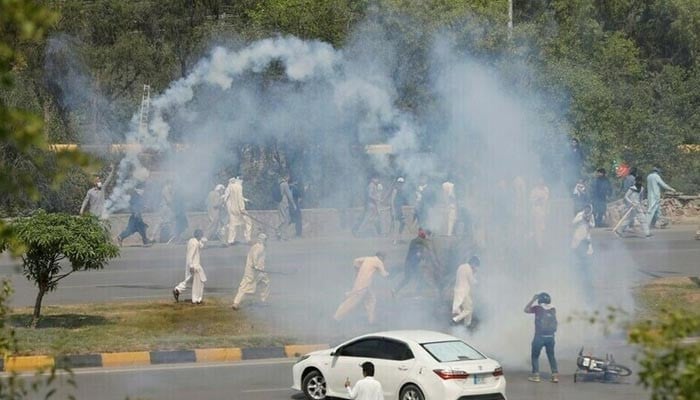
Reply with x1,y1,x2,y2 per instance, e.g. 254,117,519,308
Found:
394,261,420,293
119,214,148,244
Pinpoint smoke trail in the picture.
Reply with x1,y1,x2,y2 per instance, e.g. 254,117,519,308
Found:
105,35,422,212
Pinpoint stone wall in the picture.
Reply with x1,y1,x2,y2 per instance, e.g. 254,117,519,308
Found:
607,195,700,227
110,207,416,245
110,196,699,244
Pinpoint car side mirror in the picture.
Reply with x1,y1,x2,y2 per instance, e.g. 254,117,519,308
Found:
330,352,335,356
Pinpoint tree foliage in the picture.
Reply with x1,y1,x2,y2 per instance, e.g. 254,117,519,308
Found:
628,312,700,400
2,0,699,213
0,0,90,242
3,211,119,327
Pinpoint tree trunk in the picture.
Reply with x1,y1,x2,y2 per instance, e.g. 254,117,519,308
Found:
31,288,46,328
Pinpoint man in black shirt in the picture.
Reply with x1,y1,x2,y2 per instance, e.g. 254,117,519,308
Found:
117,187,151,246
590,168,612,227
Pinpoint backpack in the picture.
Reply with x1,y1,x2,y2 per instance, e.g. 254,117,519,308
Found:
537,307,558,335
272,182,283,203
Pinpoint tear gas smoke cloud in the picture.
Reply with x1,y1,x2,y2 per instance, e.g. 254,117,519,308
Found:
49,17,637,369
45,35,129,148
104,34,420,212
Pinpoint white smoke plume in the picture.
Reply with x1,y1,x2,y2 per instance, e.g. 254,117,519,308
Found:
46,16,637,371
105,35,420,212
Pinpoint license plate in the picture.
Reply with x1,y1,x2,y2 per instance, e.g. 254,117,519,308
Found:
473,375,485,384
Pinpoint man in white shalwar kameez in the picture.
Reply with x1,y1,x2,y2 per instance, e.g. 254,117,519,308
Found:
452,256,480,327
614,180,649,237
571,205,595,292
172,229,207,304
646,167,676,231
223,177,252,245
232,233,269,310
530,180,550,249
442,178,457,236
204,184,226,241
333,252,388,324
571,205,595,253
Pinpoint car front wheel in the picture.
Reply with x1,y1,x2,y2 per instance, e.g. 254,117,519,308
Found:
400,384,424,400
302,370,327,400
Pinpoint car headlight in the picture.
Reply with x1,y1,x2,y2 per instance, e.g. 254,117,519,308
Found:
296,355,311,364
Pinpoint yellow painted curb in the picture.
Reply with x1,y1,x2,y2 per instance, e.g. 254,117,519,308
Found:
101,352,150,368
284,344,329,358
4,355,54,372
194,348,242,363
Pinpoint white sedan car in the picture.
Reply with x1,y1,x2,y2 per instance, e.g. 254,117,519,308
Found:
292,330,507,400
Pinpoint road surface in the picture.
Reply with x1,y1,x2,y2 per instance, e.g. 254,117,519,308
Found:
2,226,697,307
28,358,647,400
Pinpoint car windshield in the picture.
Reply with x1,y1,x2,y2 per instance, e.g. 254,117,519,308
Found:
421,340,485,362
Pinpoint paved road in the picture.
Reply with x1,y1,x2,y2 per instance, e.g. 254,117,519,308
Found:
28,358,646,400
2,226,697,308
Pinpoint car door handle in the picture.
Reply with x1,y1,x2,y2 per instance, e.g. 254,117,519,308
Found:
398,366,409,371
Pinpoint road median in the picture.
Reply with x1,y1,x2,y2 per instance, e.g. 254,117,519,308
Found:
6,297,330,371
2,344,329,372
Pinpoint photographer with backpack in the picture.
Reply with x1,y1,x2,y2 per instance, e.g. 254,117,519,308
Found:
524,292,559,383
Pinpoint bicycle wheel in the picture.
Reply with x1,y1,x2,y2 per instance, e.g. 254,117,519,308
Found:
607,364,632,377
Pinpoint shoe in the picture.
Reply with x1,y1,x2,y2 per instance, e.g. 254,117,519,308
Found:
231,304,239,311
551,374,559,383
613,230,622,238
528,374,541,382
172,289,179,303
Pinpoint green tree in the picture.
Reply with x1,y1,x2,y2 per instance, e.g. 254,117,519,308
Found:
1,0,90,228
629,312,700,400
3,211,119,327
247,0,367,46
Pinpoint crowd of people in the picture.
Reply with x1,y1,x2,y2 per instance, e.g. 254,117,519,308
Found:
76,140,688,387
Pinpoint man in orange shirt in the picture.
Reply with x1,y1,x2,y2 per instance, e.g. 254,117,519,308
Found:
333,252,389,324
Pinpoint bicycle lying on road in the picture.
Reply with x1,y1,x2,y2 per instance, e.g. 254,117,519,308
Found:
574,347,633,383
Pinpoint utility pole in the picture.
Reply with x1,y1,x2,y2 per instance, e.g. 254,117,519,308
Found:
508,0,513,39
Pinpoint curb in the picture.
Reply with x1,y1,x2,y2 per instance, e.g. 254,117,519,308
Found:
2,344,329,373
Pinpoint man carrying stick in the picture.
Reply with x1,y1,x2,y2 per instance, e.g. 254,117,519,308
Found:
232,233,269,310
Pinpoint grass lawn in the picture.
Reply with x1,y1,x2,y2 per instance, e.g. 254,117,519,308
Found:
10,298,293,356
9,277,696,356
636,276,700,321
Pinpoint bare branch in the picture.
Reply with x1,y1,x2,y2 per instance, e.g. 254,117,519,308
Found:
49,271,74,285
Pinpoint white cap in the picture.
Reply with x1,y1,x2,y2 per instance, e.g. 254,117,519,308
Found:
215,184,225,191
258,233,268,241
397,177,405,183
